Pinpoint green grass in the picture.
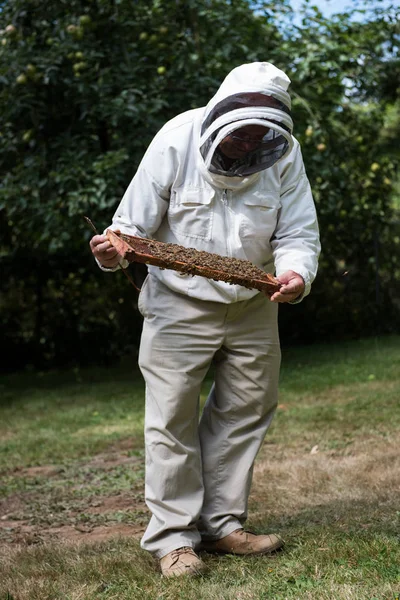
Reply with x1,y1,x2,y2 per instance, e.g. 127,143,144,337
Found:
1,336,400,599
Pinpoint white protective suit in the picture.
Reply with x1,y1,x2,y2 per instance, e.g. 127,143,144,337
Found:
106,62,320,303
103,62,320,558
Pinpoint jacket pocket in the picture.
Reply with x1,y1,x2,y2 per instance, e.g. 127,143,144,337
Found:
168,186,214,240
239,191,281,241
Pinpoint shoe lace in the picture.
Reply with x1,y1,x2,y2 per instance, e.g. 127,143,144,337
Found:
234,528,248,537
170,547,195,566
235,528,257,541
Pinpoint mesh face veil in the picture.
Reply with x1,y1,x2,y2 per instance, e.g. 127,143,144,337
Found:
199,88,294,178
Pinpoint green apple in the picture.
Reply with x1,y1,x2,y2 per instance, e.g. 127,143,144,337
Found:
22,130,33,142
157,66,166,75
73,62,86,72
26,64,36,76
317,143,326,152
5,24,17,35
79,15,92,26
16,73,28,84
370,162,380,172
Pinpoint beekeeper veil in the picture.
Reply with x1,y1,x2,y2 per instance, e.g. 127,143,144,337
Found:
199,62,294,177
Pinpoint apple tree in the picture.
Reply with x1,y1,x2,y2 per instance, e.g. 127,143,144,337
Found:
0,0,292,369
276,1,400,342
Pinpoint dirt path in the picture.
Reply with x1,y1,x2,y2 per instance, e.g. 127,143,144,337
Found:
0,444,149,546
2,434,399,547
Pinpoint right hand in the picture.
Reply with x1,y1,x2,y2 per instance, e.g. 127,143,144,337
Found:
90,234,121,269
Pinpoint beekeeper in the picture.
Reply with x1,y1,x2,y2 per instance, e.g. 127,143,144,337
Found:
90,61,320,577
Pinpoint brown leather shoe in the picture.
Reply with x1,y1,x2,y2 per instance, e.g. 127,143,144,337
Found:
201,528,284,555
160,547,207,577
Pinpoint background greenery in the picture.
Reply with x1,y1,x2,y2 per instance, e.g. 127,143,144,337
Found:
1,0,399,371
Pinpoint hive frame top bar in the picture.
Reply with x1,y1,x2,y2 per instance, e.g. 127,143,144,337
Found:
106,229,282,294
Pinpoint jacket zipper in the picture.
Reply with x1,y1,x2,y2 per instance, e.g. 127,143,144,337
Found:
222,188,232,257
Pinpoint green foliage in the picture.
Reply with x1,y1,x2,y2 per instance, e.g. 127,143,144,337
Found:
277,2,400,343
0,0,287,250
0,0,399,370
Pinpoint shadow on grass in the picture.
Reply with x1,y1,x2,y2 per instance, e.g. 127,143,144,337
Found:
258,496,399,542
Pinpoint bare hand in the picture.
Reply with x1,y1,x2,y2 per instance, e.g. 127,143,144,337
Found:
89,234,121,268
269,270,305,303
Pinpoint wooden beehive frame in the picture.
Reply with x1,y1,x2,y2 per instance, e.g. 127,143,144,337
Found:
106,230,281,294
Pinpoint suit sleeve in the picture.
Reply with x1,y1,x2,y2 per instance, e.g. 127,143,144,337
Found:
97,132,176,272
271,140,321,302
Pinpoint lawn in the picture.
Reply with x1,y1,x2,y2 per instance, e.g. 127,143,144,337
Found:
1,335,399,600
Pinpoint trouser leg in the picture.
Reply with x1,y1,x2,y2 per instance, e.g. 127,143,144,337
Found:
198,292,281,540
138,276,224,558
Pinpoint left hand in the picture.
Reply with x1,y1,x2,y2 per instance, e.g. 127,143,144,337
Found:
269,270,305,303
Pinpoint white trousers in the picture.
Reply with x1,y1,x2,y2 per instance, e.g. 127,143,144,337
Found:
137,275,281,558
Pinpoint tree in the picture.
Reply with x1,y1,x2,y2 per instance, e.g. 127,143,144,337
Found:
0,0,290,369
276,1,400,342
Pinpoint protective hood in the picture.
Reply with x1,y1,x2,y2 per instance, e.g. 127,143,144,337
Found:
200,62,294,178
